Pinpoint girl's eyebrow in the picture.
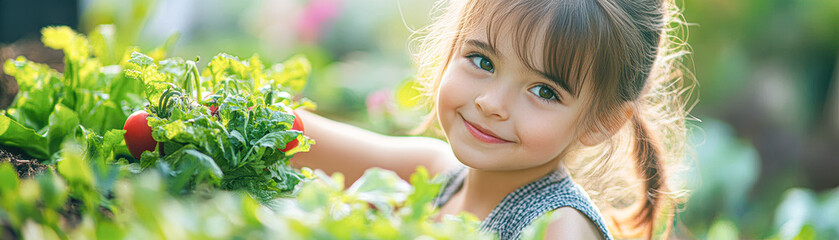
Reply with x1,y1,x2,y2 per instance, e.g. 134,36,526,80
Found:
465,39,501,58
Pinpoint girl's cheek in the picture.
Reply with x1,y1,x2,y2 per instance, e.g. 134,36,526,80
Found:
523,115,575,156
438,84,459,118
437,70,458,126
438,67,474,126
438,68,463,108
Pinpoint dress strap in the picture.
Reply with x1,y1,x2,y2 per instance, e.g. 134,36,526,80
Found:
432,166,467,208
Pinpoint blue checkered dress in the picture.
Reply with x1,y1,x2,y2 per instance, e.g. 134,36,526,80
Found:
433,167,613,240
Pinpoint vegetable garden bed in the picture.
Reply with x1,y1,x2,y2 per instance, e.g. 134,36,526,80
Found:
0,26,529,239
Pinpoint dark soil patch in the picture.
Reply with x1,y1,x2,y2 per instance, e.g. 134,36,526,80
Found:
0,147,50,178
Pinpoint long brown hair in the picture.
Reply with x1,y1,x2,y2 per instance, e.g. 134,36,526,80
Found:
410,0,694,239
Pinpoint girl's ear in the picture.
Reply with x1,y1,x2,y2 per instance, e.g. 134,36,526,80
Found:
579,103,634,146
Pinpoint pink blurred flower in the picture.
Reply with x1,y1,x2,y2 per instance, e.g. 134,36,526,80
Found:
366,89,392,114
296,0,341,43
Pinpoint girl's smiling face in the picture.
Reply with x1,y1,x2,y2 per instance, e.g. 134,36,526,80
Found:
436,23,591,171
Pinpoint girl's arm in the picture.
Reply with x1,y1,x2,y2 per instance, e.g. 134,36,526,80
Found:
290,110,460,187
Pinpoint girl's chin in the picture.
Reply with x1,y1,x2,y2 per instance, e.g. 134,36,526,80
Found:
453,149,556,172
450,140,505,169
451,151,515,171
452,150,493,169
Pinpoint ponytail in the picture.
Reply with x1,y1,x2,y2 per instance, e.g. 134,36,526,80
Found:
626,111,671,239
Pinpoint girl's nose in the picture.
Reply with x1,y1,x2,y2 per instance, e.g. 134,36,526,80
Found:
474,83,510,121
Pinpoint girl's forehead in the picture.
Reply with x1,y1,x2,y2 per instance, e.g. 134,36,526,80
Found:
460,16,551,75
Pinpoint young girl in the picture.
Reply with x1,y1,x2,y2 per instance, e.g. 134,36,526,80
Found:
292,0,692,239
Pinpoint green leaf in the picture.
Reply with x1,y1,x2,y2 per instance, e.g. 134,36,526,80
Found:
124,51,169,106
127,51,154,67
295,170,344,212
139,151,160,168
269,55,311,93
102,129,127,154
270,162,305,193
36,171,68,210
0,163,20,197
56,141,96,192
404,166,443,221
0,115,49,159
3,56,60,93
346,168,412,215
46,104,81,156
41,26,91,61
80,128,125,166
89,24,117,65
107,68,144,110
161,145,223,193
81,99,125,134
246,131,298,160
247,54,266,89
204,53,246,92
157,58,189,90
182,149,224,179
3,57,61,130
75,55,105,90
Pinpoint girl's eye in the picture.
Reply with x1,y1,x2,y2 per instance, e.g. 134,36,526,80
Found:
468,54,494,73
528,85,560,102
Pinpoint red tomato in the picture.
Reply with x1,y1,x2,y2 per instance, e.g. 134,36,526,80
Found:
124,110,157,159
280,110,304,152
203,93,220,117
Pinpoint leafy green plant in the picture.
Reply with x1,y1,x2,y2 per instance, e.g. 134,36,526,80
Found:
122,50,315,200
1,26,150,161
1,149,496,239
1,25,315,200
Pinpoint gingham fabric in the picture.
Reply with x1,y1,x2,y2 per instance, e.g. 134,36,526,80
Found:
433,166,613,240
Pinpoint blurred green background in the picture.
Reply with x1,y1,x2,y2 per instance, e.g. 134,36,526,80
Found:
1,0,837,238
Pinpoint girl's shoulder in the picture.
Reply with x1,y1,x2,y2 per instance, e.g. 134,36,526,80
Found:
541,207,604,240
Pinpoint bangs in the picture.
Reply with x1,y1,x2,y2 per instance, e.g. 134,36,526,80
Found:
459,0,608,98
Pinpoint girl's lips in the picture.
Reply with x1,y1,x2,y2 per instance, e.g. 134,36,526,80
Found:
462,116,512,144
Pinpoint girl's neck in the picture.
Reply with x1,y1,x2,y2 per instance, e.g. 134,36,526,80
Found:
458,161,561,219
